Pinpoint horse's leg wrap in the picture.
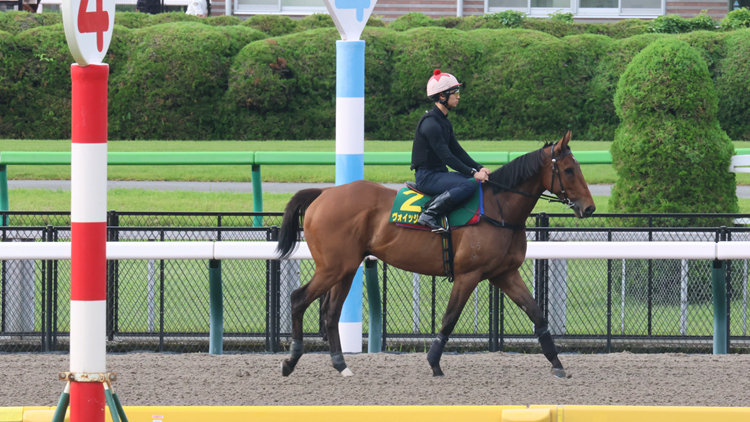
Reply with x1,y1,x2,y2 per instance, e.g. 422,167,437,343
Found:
282,339,304,377
426,333,449,368
535,325,558,363
330,352,348,372
290,339,304,360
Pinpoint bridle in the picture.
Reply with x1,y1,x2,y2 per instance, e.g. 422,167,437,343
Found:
484,142,574,208
472,142,576,231
541,142,574,209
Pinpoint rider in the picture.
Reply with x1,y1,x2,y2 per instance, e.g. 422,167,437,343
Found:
411,69,491,232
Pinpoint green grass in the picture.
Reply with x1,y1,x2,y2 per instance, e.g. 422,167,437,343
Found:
9,190,750,215
3,140,750,184
3,139,750,184
8,188,292,213
1,139,618,183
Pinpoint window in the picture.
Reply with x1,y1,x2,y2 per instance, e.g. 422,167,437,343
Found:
236,0,327,14
488,0,663,17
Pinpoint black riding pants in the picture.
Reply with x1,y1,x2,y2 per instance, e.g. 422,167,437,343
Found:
415,168,477,205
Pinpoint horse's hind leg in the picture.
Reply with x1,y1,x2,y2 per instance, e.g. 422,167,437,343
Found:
281,267,358,377
489,269,568,379
322,272,357,377
281,279,316,376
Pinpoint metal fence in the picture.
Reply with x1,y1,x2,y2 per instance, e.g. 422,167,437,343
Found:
1,211,750,354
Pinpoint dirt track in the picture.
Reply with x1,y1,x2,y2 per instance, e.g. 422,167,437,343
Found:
1,352,748,407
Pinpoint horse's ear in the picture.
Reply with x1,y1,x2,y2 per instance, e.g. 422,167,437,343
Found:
553,131,572,156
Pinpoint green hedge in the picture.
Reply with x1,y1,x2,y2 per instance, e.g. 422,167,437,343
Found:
2,14,750,141
388,12,651,39
1,11,726,39
109,23,266,140
0,11,61,35
609,38,737,216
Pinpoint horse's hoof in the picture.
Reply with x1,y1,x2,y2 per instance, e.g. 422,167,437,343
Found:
281,360,295,377
340,367,354,377
552,367,569,379
431,365,444,377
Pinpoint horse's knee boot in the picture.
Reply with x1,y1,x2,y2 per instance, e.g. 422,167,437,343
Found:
427,333,449,370
535,325,559,364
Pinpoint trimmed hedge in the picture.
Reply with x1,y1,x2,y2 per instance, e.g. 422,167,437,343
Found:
388,12,651,39
109,23,266,140
715,30,750,140
0,11,61,35
5,24,78,138
3,15,750,141
609,39,737,216
0,30,16,136
721,7,750,30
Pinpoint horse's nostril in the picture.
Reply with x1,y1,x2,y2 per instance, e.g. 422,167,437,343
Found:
584,205,596,217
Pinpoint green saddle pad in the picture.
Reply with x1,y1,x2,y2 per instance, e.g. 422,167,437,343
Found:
389,180,483,229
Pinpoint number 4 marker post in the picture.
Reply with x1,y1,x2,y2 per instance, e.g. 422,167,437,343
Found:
323,0,378,354
62,0,114,420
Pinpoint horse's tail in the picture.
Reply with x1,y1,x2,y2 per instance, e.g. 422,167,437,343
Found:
276,188,323,259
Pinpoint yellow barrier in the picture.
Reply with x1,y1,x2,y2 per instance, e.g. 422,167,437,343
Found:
2,405,750,422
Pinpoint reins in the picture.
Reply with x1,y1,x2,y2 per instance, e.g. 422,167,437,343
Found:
484,142,574,208
469,142,576,230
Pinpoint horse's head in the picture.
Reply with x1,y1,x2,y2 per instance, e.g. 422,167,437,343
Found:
540,131,596,218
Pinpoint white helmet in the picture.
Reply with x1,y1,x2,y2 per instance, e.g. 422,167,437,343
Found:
426,69,461,98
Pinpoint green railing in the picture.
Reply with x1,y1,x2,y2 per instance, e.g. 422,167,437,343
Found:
2,148,745,220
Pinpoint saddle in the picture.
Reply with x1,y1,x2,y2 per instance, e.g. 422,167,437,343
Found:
389,180,484,281
388,180,483,230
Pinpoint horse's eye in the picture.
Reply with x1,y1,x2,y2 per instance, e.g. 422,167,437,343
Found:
564,168,574,175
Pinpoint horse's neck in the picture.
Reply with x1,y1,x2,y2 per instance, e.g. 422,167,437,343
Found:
486,173,545,226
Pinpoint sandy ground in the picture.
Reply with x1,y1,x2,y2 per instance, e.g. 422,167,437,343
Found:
1,352,748,407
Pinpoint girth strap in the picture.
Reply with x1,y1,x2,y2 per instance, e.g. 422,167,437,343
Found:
439,216,454,281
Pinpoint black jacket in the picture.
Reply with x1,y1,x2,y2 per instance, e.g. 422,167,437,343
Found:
410,105,482,176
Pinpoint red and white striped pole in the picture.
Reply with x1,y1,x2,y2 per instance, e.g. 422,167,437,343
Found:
69,63,108,422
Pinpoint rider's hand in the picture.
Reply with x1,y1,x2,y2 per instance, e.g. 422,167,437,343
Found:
474,171,489,182
479,168,491,176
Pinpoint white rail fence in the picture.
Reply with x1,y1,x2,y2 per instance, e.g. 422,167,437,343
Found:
0,240,748,261
1,240,744,354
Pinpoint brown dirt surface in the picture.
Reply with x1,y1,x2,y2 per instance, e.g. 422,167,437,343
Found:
1,352,748,407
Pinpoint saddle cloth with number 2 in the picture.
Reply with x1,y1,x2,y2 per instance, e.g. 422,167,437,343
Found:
388,179,484,230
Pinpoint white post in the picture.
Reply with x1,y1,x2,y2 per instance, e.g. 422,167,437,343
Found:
743,260,748,336
412,273,420,333
621,259,626,335
6,240,35,333
457,0,463,16
147,259,155,332
280,260,301,335
548,259,567,336
680,259,688,336
473,286,479,334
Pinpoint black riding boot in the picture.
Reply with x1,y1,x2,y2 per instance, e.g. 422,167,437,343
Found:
418,191,453,232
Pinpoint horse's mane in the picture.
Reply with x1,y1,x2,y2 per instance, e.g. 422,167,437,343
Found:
487,142,553,194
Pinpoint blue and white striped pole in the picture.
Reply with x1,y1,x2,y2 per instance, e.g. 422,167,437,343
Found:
335,40,365,353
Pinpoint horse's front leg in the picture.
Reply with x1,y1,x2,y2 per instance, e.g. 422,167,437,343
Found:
427,273,480,377
489,269,568,378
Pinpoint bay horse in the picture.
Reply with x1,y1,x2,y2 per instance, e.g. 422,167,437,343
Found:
276,131,595,378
